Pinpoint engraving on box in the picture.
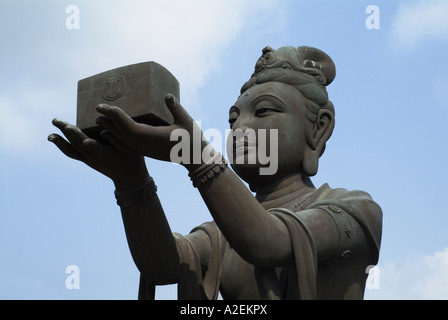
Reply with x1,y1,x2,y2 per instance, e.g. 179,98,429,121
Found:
104,75,126,101
76,61,179,138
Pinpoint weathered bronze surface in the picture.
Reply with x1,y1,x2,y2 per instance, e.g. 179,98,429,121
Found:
49,45,382,300
77,61,178,138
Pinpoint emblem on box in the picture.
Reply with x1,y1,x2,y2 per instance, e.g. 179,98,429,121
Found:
77,61,179,138
104,75,126,101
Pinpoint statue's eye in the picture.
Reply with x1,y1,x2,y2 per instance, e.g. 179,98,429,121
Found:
255,108,269,116
255,106,281,117
228,111,239,127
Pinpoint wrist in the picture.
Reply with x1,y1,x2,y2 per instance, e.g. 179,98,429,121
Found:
181,142,218,173
186,152,227,188
113,171,151,192
114,177,157,208
112,156,150,191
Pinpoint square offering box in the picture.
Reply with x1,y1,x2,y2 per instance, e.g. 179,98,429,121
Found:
77,61,179,138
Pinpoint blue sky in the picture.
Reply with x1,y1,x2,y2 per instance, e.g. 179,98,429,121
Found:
1,0,447,299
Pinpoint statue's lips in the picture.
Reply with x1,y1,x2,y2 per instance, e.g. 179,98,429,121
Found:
233,141,257,156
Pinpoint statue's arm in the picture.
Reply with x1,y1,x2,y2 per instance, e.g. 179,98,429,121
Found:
89,99,346,267
194,169,295,266
117,181,210,285
48,118,209,285
87,100,289,267
197,172,370,266
118,189,180,284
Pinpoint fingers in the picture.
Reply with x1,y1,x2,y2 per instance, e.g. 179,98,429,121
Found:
95,101,195,161
99,130,136,154
51,118,69,131
52,118,89,144
50,118,93,160
64,126,90,151
48,133,85,161
95,115,134,147
94,115,113,130
165,94,192,125
96,104,153,139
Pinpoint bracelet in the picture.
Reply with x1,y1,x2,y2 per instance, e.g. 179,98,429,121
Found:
114,177,157,208
188,153,227,188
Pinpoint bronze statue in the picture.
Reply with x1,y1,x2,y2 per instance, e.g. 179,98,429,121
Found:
48,45,382,300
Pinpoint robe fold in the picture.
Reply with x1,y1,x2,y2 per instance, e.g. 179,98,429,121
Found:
138,183,382,300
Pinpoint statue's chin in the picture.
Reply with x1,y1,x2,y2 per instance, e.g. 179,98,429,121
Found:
231,162,260,183
230,162,280,190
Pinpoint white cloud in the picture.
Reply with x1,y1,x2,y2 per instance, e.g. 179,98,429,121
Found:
390,0,448,49
73,0,280,108
420,248,448,299
1,0,281,156
365,247,448,299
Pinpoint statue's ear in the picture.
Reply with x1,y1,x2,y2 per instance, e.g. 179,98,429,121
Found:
303,109,335,176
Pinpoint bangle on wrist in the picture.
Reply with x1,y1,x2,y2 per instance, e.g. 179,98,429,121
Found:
114,177,157,208
188,153,227,188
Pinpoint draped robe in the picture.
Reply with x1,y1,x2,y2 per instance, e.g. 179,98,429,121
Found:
138,184,382,300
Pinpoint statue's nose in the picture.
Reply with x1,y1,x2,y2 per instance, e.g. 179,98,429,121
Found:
232,112,252,131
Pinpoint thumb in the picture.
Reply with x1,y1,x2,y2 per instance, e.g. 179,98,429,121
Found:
165,93,192,124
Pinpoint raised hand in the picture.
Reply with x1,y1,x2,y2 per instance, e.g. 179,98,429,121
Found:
95,94,206,168
48,118,149,190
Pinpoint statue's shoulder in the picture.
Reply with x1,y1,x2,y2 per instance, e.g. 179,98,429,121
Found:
313,183,376,203
311,183,382,225
311,183,382,254
310,183,381,216
191,221,219,234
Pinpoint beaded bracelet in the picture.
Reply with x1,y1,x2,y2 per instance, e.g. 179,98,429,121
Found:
188,153,227,188
114,177,157,208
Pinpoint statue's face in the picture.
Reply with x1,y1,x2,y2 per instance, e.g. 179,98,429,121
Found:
228,81,308,187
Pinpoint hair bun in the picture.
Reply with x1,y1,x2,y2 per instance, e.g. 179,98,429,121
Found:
296,46,336,86
241,45,336,94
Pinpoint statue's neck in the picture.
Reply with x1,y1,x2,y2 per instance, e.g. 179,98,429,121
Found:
255,173,315,210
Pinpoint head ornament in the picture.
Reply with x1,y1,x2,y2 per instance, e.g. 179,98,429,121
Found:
241,46,336,95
